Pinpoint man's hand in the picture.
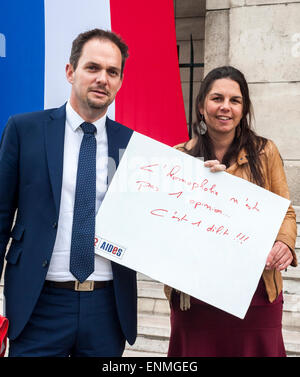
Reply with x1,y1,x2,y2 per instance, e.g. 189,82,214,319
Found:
265,241,293,271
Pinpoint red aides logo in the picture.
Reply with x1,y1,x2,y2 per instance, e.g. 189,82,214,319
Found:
94,237,125,259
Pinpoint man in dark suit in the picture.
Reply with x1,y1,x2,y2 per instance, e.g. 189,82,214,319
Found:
0,29,137,356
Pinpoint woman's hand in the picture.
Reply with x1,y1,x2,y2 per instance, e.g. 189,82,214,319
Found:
265,241,293,271
204,160,226,172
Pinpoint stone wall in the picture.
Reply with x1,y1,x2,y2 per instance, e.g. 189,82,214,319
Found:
205,0,300,204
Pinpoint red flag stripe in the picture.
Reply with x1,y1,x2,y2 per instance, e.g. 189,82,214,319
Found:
110,0,188,146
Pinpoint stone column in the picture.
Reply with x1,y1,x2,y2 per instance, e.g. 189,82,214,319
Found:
205,0,300,204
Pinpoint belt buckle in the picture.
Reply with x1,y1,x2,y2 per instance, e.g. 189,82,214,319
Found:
74,281,94,291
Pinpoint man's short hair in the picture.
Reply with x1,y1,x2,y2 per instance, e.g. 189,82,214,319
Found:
70,28,129,77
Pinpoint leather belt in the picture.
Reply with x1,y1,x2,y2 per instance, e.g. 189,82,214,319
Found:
44,280,112,291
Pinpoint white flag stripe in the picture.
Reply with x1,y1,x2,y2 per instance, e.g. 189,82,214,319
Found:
44,0,115,119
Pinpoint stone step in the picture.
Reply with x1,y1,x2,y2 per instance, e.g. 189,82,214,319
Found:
137,280,166,300
282,264,300,280
125,335,169,355
283,312,300,331
283,279,300,295
124,313,170,356
137,278,170,315
138,297,170,316
283,293,300,312
138,313,170,339
123,348,166,357
282,294,300,331
283,329,300,355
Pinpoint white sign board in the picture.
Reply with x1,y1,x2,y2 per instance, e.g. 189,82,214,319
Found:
95,132,290,318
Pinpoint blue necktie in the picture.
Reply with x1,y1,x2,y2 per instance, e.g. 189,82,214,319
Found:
70,122,97,283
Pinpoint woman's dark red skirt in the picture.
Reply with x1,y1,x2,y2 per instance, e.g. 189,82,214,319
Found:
168,278,286,357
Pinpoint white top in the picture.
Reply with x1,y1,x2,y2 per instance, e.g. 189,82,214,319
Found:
46,101,113,281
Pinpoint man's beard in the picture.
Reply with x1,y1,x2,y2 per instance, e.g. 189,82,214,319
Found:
86,96,112,111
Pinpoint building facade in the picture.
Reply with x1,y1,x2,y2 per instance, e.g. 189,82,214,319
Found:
204,0,300,206
1,0,299,356
126,0,300,356
176,0,300,206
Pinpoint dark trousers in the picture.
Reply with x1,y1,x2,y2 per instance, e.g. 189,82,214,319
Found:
9,283,125,357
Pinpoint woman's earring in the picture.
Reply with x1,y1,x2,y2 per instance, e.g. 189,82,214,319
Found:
200,116,207,135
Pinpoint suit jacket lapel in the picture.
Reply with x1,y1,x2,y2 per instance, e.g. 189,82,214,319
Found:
106,117,133,186
106,117,120,166
44,104,66,216
106,117,122,186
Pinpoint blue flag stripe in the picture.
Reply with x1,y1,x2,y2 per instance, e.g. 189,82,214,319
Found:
0,0,115,137
0,0,45,135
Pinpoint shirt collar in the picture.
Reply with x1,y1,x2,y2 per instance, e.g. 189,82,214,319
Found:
66,101,107,134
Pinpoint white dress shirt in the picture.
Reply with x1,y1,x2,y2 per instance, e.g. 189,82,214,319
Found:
46,101,113,281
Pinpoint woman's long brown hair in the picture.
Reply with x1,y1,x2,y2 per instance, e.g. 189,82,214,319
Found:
186,66,268,187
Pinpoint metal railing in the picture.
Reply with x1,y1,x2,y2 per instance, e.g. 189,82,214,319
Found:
178,35,204,139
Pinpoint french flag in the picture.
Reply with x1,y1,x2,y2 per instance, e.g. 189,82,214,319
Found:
0,0,188,145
